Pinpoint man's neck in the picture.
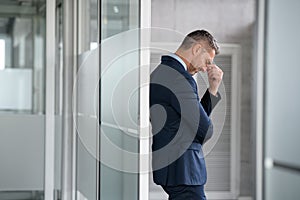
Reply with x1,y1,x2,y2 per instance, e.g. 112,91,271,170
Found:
175,52,190,68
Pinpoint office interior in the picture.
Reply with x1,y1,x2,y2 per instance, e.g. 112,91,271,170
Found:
0,0,299,200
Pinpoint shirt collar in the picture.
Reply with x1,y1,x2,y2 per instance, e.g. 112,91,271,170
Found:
168,53,187,71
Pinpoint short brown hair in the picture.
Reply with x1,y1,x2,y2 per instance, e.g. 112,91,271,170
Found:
180,30,220,55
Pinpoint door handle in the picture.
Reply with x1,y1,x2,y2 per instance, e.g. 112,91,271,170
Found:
265,157,300,174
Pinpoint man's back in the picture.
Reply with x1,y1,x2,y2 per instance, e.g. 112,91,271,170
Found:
149,30,223,200
150,55,214,186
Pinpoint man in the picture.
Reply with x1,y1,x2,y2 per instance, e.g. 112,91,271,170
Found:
150,30,223,200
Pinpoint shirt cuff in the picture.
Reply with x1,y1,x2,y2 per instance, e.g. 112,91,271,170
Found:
208,90,221,109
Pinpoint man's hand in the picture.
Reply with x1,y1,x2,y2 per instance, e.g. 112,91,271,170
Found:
207,64,223,96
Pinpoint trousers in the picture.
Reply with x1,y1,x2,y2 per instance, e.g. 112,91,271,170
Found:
162,185,206,200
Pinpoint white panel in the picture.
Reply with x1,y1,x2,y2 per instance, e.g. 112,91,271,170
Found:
0,69,32,110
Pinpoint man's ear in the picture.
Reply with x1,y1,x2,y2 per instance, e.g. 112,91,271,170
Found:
192,43,202,55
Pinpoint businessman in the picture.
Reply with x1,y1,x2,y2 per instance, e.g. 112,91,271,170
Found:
150,30,223,200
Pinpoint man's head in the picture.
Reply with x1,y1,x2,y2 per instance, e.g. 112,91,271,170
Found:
176,30,219,75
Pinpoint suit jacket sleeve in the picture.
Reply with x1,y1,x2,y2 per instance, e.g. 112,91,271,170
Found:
170,79,216,144
200,89,221,116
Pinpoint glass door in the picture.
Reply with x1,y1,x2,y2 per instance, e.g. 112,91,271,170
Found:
76,0,99,199
75,0,141,199
263,0,300,199
100,0,140,199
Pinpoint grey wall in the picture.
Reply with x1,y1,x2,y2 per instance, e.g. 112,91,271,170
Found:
151,0,256,197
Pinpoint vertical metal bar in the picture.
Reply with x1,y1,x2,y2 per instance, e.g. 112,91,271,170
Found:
139,0,151,199
55,1,64,115
77,0,89,54
61,0,75,199
72,0,78,200
255,0,266,199
44,0,56,199
97,0,101,199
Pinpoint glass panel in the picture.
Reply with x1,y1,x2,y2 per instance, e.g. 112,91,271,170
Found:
101,0,138,39
264,0,300,199
76,48,99,200
0,115,45,199
100,0,139,199
76,0,99,200
0,0,46,199
78,0,98,54
265,0,300,166
265,168,300,200
0,1,46,114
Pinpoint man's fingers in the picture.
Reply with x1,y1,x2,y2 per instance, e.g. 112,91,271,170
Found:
207,64,216,71
208,71,222,81
208,67,223,76
208,71,220,77
207,64,223,73
207,64,223,84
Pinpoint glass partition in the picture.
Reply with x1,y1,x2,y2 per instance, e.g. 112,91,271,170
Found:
0,2,46,114
0,0,46,199
76,0,99,199
74,0,141,199
100,0,140,199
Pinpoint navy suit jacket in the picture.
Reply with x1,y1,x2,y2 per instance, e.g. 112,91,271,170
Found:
150,55,221,186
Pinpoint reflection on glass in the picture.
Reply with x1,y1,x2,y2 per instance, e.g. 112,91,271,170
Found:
101,0,139,39
89,0,98,49
78,0,98,53
0,2,46,114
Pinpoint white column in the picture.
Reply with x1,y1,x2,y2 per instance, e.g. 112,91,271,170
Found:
44,0,56,199
255,0,266,200
139,0,151,199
